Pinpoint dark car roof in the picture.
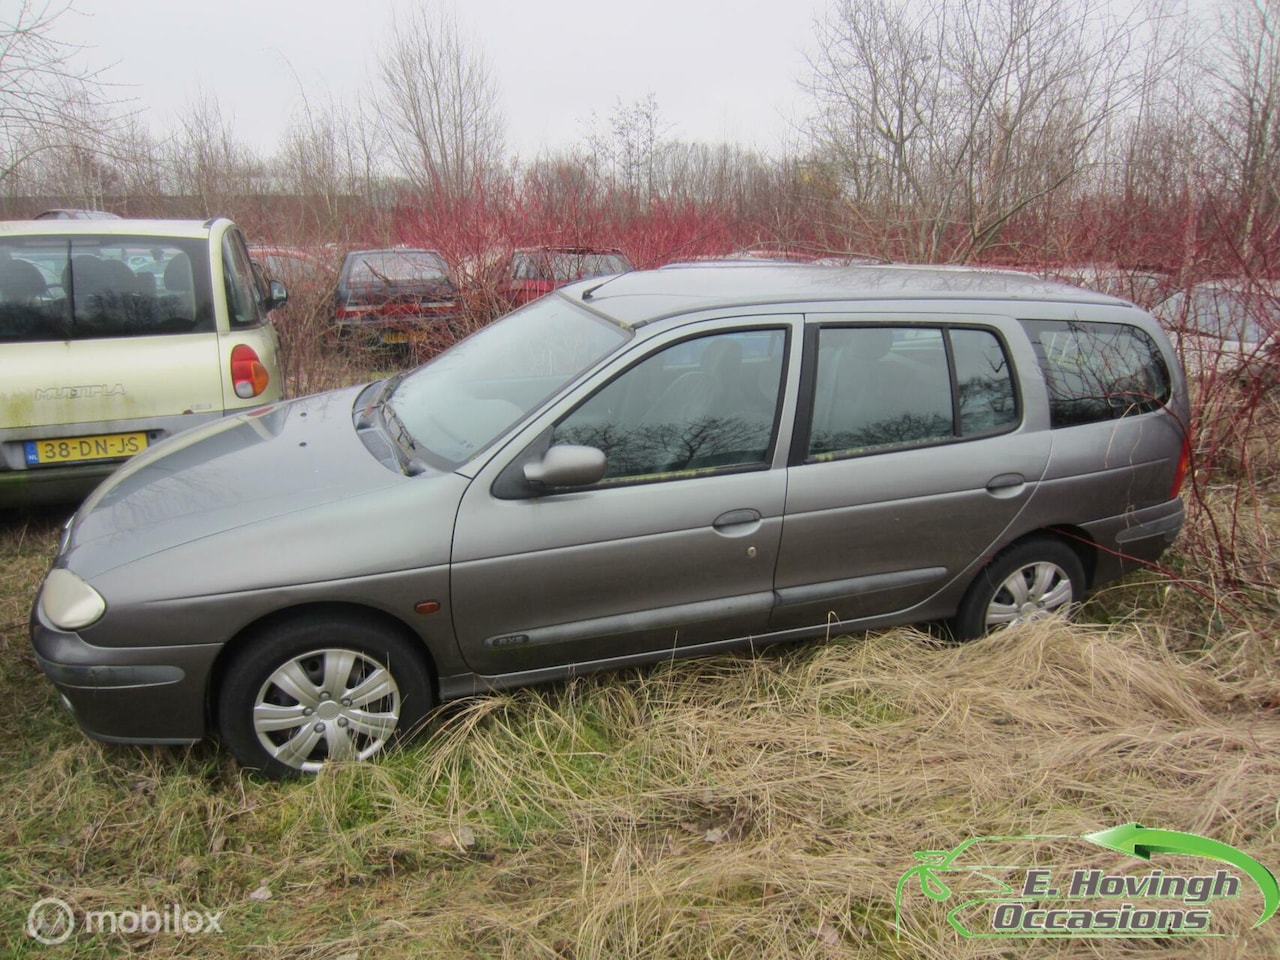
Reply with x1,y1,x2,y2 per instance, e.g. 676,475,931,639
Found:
514,244,627,255
560,262,1126,328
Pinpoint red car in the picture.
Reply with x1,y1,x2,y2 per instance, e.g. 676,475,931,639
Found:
249,244,337,291
493,245,632,309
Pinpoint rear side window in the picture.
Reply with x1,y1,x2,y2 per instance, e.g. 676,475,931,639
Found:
1021,320,1171,427
807,326,1017,459
0,235,214,341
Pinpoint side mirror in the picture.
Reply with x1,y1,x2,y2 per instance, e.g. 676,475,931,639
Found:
268,279,288,310
523,445,606,488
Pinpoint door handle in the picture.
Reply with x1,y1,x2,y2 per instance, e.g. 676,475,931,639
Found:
713,508,762,530
985,473,1027,499
986,473,1025,491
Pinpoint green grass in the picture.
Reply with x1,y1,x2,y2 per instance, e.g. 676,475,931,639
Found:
3,415,1280,957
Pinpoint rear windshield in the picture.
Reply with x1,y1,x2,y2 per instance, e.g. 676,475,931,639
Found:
512,251,630,283
342,250,450,286
0,235,214,342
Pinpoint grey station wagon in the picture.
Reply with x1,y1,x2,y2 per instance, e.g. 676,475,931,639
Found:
31,264,1190,776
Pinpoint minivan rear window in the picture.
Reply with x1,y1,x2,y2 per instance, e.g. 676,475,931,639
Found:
0,236,214,342
1021,319,1171,427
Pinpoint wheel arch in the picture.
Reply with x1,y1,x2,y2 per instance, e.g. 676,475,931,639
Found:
1042,524,1098,587
204,601,440,732
982,525,1098,588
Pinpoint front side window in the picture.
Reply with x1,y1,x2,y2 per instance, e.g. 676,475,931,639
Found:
1022,319,1171,427
552,328,786,482
0,235,214,341
807,326,1016,459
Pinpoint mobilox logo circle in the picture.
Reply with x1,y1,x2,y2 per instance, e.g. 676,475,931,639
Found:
26,897,74,945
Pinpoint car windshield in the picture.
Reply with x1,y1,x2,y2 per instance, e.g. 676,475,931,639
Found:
1165,287,1280,342
387,294,630,467
513,251,630,283
345,250,449,285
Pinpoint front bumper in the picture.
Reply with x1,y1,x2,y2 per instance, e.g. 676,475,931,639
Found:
30,617,221,744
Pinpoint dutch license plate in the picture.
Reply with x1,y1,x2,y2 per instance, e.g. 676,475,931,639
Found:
381,331,410,344
24,432,148,466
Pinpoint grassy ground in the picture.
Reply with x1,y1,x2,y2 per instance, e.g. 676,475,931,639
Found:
2,345,1278,957
3,509,1278,958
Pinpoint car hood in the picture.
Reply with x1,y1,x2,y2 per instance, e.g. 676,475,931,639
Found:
62,384,467,583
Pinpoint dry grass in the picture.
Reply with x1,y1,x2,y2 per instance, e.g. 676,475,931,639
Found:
2,342,1278,957
3,505,1279,960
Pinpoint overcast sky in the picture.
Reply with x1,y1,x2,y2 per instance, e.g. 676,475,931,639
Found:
54,0,823,161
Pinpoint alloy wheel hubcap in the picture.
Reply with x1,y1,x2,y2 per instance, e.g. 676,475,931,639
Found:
985,561,1074,629
252,648,401,772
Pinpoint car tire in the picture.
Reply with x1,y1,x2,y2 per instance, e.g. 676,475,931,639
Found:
952,537,1085,641
216,614,434,778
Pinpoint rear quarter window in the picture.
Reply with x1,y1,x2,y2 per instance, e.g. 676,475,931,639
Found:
1021,319,1172,427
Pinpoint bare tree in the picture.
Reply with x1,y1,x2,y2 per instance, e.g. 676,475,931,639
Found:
377,6,505,199
0,0,110,186
166,92,265,219
273,98,386,241
1202,0,1280,262
806,0,1152,261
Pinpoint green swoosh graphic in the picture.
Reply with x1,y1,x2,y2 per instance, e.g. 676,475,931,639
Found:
1085,822,1279,928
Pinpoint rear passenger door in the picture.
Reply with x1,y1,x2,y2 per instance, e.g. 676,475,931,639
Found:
771,317,1050,630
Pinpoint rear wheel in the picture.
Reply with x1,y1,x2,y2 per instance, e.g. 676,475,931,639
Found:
217,614,434,778
952,537,1085,641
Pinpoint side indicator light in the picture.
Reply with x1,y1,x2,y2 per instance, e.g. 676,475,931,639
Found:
414,601,441,615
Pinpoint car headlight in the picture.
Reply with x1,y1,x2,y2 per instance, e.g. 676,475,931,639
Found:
38,568,106,631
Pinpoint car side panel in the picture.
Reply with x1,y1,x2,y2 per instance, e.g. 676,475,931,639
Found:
771,433,1050,628
451,469,787,674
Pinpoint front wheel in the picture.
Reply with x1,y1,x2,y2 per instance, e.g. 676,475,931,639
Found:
217,614,434,778
952,537,1085,641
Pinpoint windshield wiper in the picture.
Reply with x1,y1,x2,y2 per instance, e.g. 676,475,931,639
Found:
379,399,413,449
365,374,428,476
375,371,407,406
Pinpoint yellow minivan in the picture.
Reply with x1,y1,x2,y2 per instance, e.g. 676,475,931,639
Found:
0,218,284,507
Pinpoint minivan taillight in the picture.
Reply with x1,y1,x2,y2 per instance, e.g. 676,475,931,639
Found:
231,344,270,399
1171,432,1191,498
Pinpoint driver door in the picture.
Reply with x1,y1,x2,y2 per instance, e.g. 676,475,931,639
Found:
450,322,795,677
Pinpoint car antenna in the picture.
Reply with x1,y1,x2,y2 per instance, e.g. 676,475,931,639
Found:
581,274,621,302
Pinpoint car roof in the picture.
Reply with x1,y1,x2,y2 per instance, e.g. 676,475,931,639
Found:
343,247,444,256
250,244,331,261
561,262,1127,328
514,245,627,256
0,217,227,239
33,208,122,220
1177,277,1280,294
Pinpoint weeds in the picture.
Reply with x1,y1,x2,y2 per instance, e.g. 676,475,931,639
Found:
3,532,1279,960
2,278,1278,957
